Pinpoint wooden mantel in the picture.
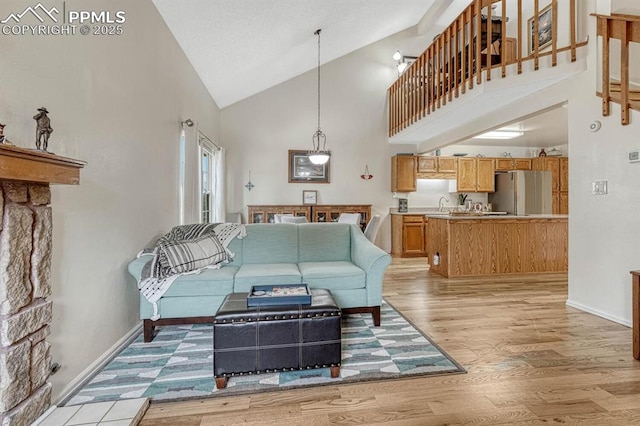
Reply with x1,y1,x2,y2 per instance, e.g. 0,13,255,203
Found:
0,144,86,185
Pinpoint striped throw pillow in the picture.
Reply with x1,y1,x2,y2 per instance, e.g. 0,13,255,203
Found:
159,233,228,274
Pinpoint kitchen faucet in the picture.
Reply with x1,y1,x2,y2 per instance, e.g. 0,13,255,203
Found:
438,196,449,212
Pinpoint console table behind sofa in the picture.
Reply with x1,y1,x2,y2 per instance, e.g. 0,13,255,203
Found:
248,204,371,231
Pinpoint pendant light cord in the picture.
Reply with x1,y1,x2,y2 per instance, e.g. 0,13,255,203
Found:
315,29,322,136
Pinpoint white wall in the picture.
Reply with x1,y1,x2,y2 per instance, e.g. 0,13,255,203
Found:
221,28,424,251
566,0,640,325
0,0,219,400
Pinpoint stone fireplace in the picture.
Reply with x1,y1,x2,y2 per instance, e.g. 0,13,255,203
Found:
0,145,84,425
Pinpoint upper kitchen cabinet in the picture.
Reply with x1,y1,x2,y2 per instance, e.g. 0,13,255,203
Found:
494,157,532,171
457,158,495,192
417,156,457,179
391,155,416,192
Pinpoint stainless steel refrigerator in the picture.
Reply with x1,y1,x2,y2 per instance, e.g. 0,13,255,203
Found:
489,170,553,215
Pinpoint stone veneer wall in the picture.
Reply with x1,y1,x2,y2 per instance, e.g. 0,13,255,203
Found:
0,181,53,426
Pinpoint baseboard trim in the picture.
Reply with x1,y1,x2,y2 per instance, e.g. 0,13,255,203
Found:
566,299,631,328
53,322,143,406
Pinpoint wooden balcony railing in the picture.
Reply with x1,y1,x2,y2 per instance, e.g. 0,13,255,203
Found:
593,13,640,125
388,0,586,137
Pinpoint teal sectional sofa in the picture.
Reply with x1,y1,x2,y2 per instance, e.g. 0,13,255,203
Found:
128,223,391,341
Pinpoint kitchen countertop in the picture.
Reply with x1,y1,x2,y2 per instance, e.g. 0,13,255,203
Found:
425,213,568,219
389,208,448,215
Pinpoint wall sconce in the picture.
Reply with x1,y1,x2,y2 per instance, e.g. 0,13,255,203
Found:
181,119,194,127
393,50,417,75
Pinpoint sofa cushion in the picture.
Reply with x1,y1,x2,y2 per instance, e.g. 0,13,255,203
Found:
241,224,299,264
298,261,365,291
163,266,238,297
234,263,302,292
298,223,351,263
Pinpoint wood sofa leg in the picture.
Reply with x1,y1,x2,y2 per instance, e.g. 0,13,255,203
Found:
372,306,381,327
215,377,228,389
143,319,155,342
330,366,340,378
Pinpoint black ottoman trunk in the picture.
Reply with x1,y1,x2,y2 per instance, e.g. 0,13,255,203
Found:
213,288,342,389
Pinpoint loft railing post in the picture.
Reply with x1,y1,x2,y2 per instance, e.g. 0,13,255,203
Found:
427,43,435,114
460,14,466,95
475,0,482,85
518,0,523,74
570,0,577,61
534,0,540,70
486,0,492,81
454,19,460,99
436,36,443,108
420,54,425,117
621,20,630,125
501,0,507,78
468,4,474,89
552,0,558,66
602,18,610,117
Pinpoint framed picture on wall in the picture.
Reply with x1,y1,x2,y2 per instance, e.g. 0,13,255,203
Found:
302,190,317,205
528,4,553,54
288,150,330,183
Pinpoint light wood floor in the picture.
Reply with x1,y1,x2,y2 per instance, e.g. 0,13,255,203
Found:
140,257,640,425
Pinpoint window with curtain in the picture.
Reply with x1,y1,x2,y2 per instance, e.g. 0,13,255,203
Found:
198,132,225,223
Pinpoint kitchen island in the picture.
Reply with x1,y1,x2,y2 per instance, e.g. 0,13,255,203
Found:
426,214,568,277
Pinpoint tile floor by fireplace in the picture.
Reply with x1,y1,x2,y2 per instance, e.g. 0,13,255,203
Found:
35,398,148,426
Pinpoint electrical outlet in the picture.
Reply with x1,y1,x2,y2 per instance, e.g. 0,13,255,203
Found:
592,181,608,195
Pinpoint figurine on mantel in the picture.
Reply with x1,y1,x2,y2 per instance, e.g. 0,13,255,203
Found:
33,107,53,152
0,122,13,145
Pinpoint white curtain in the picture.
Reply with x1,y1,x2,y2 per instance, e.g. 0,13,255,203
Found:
213,147,226,223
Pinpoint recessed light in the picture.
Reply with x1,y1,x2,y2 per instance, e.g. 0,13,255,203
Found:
473,131,524,140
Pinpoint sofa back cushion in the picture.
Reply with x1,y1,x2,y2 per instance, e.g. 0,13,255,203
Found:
298,223,352,263
241,223,299,264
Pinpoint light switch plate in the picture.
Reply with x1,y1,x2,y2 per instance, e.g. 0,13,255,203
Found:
592,181,608,195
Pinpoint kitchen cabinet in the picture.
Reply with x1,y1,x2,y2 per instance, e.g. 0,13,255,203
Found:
560,157,569,192
416,156,457,179
494,157,532,171
427,216,568,277
532,157,568,214
391,155,416,192
391,214,427,257
457,158,495,192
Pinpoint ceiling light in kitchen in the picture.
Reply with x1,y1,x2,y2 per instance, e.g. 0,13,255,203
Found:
473,130,524,140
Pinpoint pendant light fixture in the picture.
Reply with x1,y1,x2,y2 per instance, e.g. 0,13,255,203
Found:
308,29,330,165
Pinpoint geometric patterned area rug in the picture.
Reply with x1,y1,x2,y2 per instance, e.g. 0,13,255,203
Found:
65,300,465,406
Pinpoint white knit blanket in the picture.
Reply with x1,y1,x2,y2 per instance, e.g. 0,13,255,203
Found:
137,223,246,320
